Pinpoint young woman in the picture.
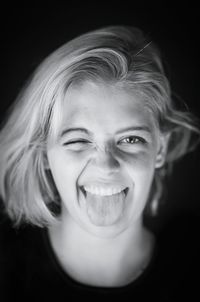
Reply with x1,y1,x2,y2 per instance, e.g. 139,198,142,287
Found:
0,26,199,301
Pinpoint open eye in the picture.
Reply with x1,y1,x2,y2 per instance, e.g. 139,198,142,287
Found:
119,136,147,145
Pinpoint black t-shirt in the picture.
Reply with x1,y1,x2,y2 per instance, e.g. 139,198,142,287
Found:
0,213,199,302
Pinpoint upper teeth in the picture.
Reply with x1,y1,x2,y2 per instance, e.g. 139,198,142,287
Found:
83,186,125,196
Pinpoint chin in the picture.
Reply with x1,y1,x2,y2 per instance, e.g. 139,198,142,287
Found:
80,219,132,239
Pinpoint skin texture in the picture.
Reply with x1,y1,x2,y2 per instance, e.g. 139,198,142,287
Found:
47,81,165,238
46,81,167,286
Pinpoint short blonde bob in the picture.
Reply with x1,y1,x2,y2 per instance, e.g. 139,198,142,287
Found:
0,26,199,227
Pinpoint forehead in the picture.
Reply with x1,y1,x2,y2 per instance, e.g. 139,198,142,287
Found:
61,81,156,132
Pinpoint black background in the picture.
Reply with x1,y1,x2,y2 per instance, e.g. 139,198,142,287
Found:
0,2,200,223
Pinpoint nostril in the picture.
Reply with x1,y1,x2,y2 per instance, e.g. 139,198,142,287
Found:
108,156,120,169
95,153,120,172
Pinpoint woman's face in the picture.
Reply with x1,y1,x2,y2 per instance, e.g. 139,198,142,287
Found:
47,81,164,237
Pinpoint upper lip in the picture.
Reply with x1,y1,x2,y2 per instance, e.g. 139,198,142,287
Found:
81,182,127,189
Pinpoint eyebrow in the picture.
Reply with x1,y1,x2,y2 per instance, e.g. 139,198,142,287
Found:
116,126,151,134
60,126,151,138
60,127,93,137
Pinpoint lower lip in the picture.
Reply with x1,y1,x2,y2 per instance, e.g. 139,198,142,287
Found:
80,187,128,226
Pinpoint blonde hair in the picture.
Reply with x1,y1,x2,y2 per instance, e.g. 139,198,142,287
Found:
0,26,199,226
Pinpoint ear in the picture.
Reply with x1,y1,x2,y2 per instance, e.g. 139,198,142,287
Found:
155,133,170,168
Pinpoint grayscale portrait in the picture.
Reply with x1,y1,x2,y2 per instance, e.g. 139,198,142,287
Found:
0,4,199,302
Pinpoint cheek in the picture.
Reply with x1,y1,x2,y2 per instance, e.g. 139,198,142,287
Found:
121,150,156,194
118,147,157,171
47,149,89,191
124,153,156,213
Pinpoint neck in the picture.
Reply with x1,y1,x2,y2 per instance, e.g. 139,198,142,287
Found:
48,215,155,287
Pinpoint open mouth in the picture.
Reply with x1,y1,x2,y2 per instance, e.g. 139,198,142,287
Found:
80,186,129,198
79,185,129,226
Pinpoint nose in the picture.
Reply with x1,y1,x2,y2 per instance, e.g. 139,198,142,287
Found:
90,148,120,174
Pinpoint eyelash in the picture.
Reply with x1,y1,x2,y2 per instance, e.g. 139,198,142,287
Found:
118,136,147,145
63,136,147,147
63,139,90,145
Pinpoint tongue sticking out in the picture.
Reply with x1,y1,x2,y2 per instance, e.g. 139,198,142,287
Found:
85,190,126,226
